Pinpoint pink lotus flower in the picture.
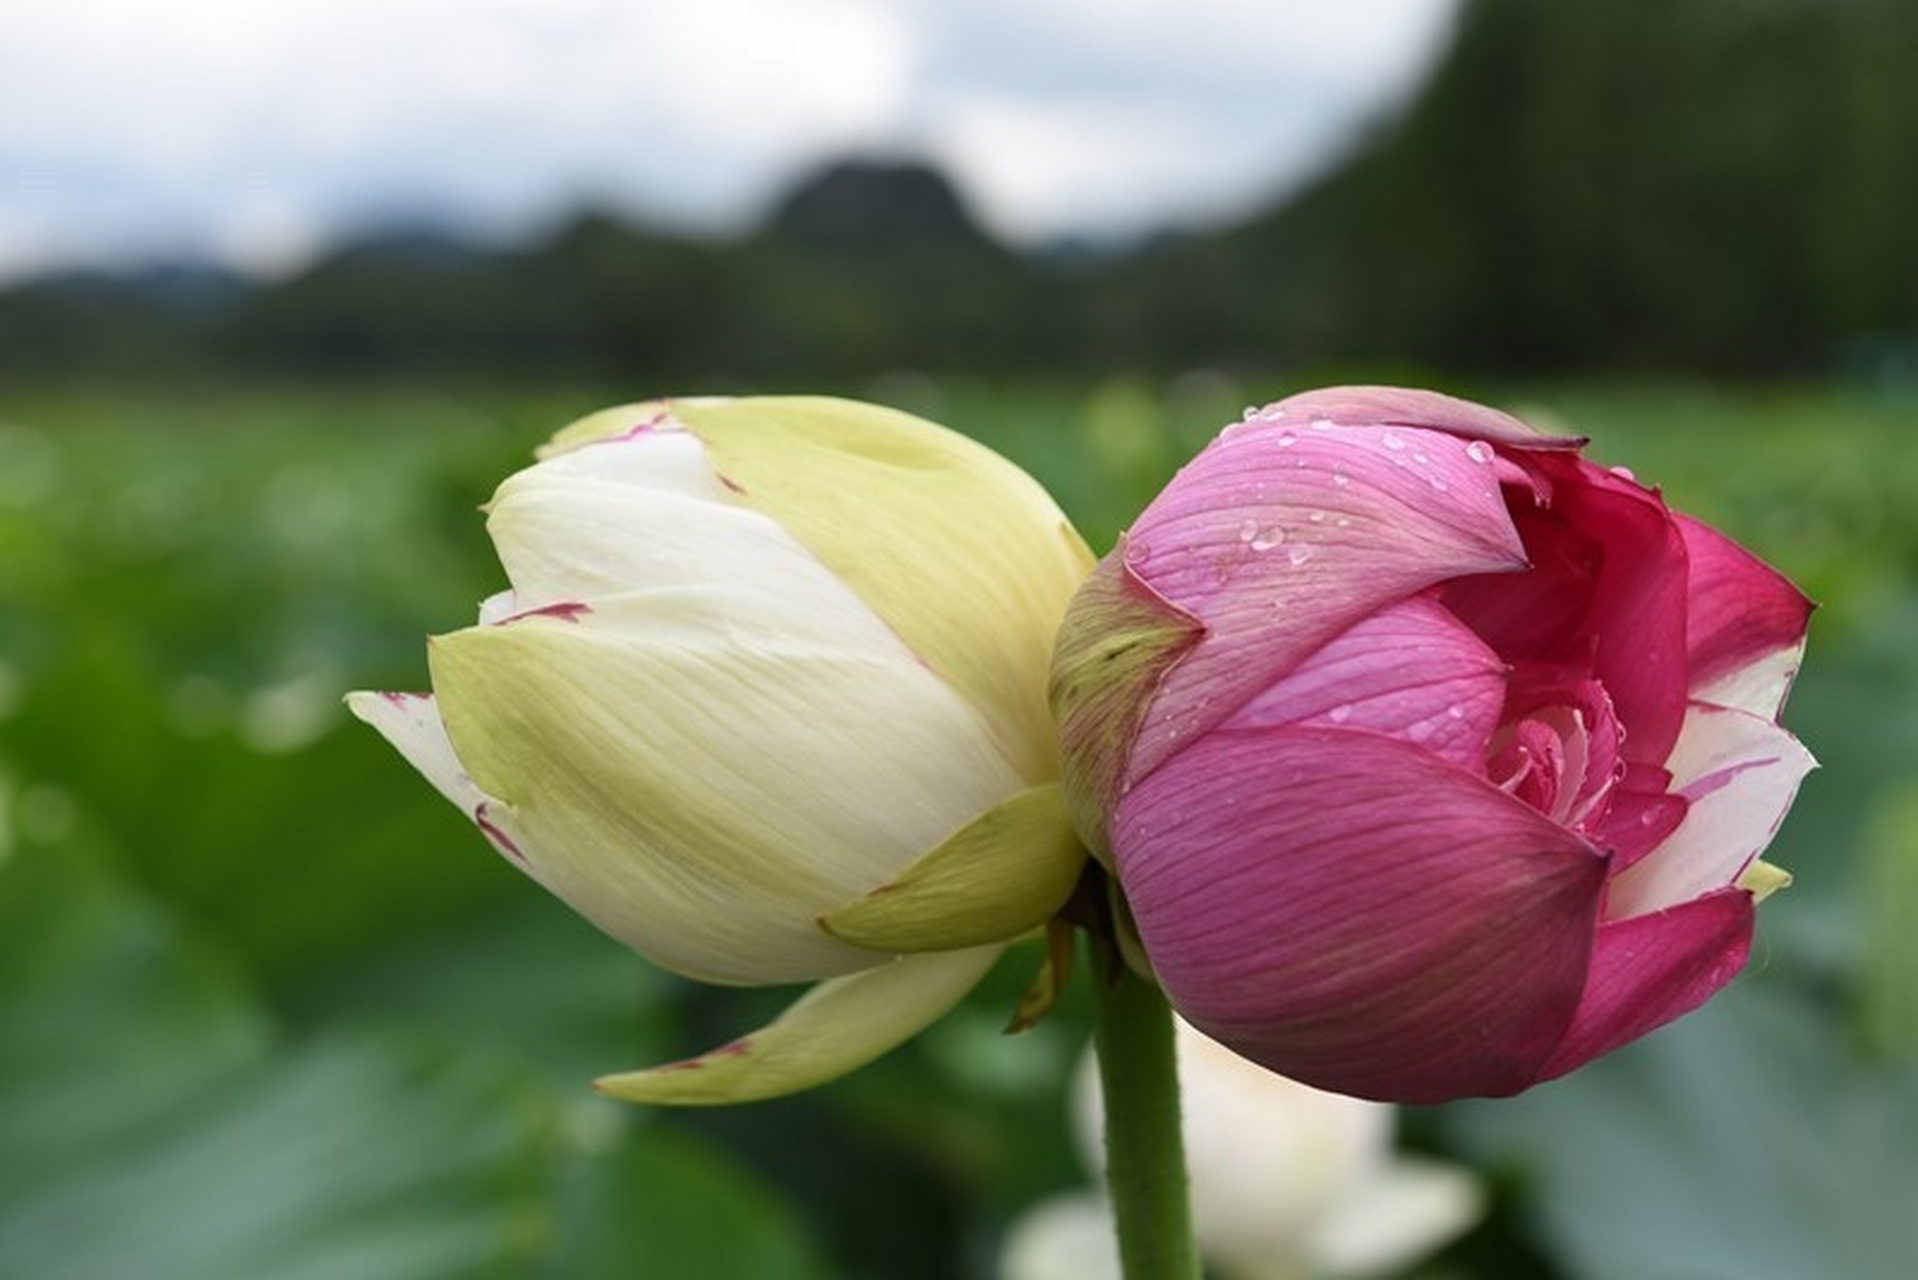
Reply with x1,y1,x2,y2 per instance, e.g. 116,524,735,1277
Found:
1050,387,1815,1104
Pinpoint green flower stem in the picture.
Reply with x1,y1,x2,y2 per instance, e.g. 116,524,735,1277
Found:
1092,958,1200,1280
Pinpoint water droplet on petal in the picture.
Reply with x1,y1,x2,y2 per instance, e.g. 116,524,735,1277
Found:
1238,518,1259,543
1310,417,1337,431
1610,465,1638,482
1447,704,1466,719
1332,473,1351,488
1466,440,1495,464
1275,430,1298,448
1287,544,1314,566
1308,510,1327,523
1250,528,1286,551
1381,431,1406,451
1328,703,1353,723
1242,405,1261,420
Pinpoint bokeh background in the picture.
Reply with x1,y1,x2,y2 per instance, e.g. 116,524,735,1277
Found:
4,1,1917,1276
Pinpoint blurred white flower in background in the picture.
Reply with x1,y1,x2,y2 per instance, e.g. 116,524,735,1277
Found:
1002,1017,1483,1280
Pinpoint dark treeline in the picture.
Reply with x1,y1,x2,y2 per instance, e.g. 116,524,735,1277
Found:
5,0,1915,384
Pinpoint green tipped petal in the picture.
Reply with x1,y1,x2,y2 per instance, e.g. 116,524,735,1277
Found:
533,396,1092,785
1048,549,1203,859
595,946,1003,1105
821,784,1088,953
428,589,1022,986
674,396,1094,784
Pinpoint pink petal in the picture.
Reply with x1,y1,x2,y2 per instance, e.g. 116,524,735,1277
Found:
1440,503,1603,661
1113,726,1607,1103
1266,386,1585,451
1538,887,1753,1081
1124,420,1525,785
1604,703,1816,919
1590,761,1688,868
1446,453,1691,766
1488,674,1624,832
1219,594,1507,774
1675,512,1813,717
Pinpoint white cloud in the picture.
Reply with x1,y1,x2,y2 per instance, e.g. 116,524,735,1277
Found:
907,0,1457,241
924,95,1293,243
0,0,1455,279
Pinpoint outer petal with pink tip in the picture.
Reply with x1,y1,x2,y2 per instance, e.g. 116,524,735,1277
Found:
1266,386,1585,452
1677,511,1814,717
343,689,532,867
1112,727,1608,1103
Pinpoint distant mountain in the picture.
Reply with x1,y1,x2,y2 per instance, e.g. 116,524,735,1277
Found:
765,158,995,252
6,0,1915,383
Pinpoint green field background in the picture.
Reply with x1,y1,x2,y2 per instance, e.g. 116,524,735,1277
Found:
3,376,1915,1277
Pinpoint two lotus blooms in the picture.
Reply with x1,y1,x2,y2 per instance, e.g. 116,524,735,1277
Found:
350,388,1814,1105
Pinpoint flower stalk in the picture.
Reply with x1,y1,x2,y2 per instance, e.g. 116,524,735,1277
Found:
1092,956,1201,1280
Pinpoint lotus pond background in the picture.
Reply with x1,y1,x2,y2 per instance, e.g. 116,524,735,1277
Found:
2,372,1916,1278
8,0,1918,1271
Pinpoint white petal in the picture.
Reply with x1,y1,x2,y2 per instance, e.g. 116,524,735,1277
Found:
431,578,1028,985
483,429,778,612
1692,635,1806,719
343,690,533,869
1604,702,1817,919
345,690,477,811
526,416,712,489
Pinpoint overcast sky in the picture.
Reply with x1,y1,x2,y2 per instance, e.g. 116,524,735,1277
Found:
0,0,1457,283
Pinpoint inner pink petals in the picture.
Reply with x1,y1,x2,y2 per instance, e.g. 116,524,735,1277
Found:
1442,498,1602,659
1445,452,1691,768
1218,594,1507,774
1539,455,1691,764
1488,674,1623,834
1591,763,1689,869
1123,419,1524,786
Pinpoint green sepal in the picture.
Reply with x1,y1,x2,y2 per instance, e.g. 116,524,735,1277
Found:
1047,548,1203,860
820,784,1088,953
1006,918,1078,1034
